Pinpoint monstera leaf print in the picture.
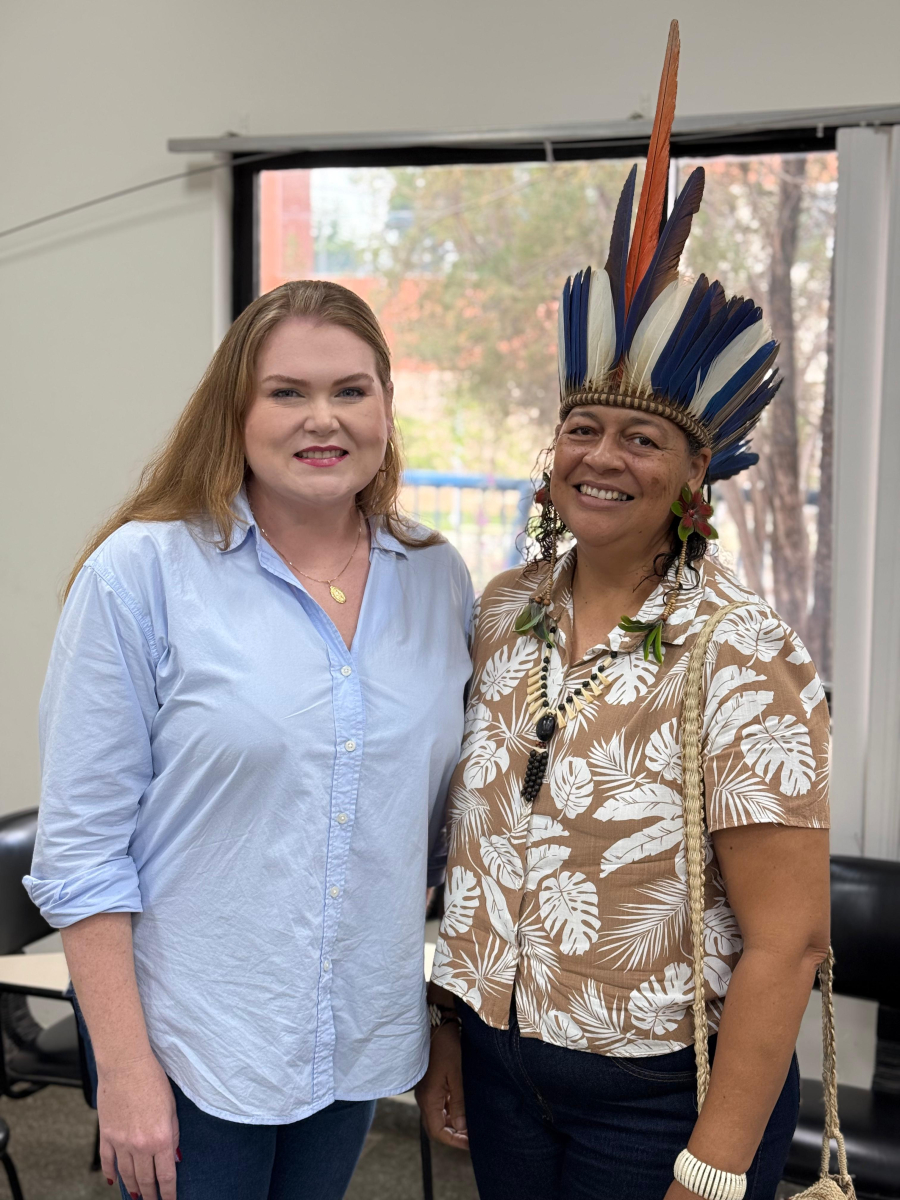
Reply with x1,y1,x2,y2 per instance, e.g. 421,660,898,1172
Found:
539,870,600,955
460,701,492,757
627,961,693,1036
606,656,660,705
480,874,516,944
741,715,816,796
593,784,683,877
645,719,682,781
527,813,569,842
478,637,538,702
480,834,524,889
703,898,743,957
614,1037,688,1058
540,1009,589,1050
443,867,480,935
800,675,826,718
715,607,785,663
462,734,509,791
549,755,593,817
477,583,534,641
524,842,572,891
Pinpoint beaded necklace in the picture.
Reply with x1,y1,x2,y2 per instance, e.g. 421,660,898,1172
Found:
520,627,618,805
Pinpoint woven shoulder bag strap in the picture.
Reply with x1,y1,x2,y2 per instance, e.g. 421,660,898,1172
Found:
681,602,856,1199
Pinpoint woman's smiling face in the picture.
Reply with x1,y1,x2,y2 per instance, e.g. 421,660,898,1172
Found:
550,406,711,559
243,316,393,512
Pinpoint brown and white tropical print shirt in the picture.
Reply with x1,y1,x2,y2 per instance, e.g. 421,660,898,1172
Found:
432,550,830,1058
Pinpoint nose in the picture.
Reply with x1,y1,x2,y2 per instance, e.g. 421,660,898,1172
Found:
301,396,340,435
582,432,627,473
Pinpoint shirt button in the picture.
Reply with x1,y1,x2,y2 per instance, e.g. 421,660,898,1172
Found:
344,740,356,752
337,813,349,825
340,665,352,677
323,960,331,972
329,886,340,898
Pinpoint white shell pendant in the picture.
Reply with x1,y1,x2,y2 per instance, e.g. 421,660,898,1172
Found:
329,585,347,604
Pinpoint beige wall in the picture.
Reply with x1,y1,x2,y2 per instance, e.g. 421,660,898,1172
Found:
2,0,899,814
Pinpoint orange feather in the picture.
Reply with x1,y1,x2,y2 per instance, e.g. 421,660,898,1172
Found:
624,19,680,314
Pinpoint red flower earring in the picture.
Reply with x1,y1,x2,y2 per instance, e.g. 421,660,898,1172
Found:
671,486,718,541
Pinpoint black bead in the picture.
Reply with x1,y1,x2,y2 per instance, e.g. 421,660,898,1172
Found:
536,713,557,742
610,650,618,659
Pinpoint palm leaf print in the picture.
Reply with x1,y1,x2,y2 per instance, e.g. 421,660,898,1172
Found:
569,980,629,1050
516,913,561,994
443,867,481,935
448,786,491,856
588,730,649,794
478,637,538,701
599,876,688,970
477,583,535,642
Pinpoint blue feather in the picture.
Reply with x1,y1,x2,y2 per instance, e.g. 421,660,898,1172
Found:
604,166,638,365
714,375,780,445
700,342,777,425
651,275,709,391
654,281,725,402
709,446,759,482
694,300,759,391
622,167,705,356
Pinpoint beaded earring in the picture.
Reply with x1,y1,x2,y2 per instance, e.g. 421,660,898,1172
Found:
514,472,564,646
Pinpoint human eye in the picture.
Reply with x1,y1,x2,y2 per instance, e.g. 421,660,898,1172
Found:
336,386,366,399
630,432,659,448
565,422,597,437
271,387,301,400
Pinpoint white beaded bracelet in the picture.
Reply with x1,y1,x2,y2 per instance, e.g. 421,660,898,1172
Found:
674,1149,747,1200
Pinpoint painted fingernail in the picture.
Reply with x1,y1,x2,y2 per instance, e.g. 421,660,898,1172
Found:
175,1147,183,1162
130,1193,140,1199
106,1181,114,1188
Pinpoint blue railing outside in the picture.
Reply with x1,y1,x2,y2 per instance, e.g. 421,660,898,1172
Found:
401,469,534,589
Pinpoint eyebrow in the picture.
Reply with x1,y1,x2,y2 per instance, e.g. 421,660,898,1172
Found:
567,407,667,432
260,372,375,388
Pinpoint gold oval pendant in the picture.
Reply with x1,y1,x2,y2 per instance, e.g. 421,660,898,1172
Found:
329,585,347,604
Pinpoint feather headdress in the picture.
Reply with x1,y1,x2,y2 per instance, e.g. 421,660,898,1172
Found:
557,20,780,482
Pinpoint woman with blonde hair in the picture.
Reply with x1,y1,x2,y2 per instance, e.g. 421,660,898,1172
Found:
25,280,473,1200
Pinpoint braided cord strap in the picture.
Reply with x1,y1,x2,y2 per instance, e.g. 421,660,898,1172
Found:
681,603,856,1198
682,602,750,1109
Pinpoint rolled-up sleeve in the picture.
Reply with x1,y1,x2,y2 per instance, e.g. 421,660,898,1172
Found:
23,562,160,927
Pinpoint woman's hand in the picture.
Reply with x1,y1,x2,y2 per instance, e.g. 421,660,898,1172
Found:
415,1023,469,1150
97,1052,179,1199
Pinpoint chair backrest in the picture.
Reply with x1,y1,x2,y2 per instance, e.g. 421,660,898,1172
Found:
0,809,54,955
830,854,900,1006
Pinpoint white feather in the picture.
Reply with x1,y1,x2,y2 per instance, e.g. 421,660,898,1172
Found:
687,317,773,415
585,269,616,385
622,278,694,394
558,284,567,393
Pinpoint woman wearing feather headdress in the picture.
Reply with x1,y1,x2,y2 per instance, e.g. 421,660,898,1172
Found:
416,22,832,1200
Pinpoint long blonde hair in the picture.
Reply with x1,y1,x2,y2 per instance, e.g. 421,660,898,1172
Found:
65,280,438,597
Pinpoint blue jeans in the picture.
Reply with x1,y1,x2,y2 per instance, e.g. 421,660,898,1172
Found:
116,1083,375,1200
73,993,375,1199
458,999,799,1200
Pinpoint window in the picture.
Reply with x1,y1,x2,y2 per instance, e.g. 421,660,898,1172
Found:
239,139,837,674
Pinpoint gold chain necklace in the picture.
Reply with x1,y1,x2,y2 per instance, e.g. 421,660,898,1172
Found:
256,513,364,604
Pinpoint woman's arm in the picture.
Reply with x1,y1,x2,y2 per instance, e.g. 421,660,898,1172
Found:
63,913,179,1200
665,824,830,1199
415,982,469,1149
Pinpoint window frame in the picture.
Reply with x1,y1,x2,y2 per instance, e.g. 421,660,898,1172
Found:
230,126,836,319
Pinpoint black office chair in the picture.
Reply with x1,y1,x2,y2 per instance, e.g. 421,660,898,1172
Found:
784,855,900,1199
0,808,96,1199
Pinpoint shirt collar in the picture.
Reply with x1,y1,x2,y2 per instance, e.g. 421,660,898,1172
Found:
553,547,707,659
217,490,409,559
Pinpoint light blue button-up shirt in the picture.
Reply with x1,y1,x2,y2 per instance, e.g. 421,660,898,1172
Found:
25,496,473,1123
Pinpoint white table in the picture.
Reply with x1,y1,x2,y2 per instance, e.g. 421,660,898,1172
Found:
0,952,70,999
